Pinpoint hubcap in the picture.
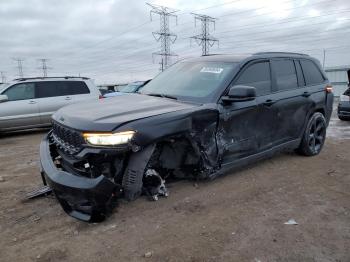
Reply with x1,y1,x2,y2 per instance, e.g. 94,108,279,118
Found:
308,117,326,154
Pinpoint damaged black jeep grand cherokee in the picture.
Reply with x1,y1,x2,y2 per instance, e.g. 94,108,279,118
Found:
40,52,333,222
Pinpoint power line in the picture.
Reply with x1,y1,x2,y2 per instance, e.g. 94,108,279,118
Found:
219,26,350,47
59,0,345,67
204,10,350,42
37,0,340,68
147,3,179,71
175,0,332,36
190,13,218,56
13,58,24,78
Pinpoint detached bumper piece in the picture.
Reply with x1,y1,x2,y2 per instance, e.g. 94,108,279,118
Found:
25,186,52,200
40,133,119,222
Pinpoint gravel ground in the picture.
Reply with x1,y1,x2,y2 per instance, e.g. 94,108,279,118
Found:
0,114,349,262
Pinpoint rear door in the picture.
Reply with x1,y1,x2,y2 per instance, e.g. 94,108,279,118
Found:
270,58,312,144
36,81,91,124
0,82,40,130
35,81,70,124
299,59,330,122
62,81,92,104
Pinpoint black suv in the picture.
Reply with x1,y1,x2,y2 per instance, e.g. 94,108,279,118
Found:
39,52,334,222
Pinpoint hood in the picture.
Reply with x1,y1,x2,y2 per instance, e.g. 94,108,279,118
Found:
53,93,198,131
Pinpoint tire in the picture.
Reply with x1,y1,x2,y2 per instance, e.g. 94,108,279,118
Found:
297,112,327,156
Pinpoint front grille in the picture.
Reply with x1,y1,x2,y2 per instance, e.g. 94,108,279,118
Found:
51,121,85,154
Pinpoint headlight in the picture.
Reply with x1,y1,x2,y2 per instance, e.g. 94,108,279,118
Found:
340,95,349,102
83,131,135,146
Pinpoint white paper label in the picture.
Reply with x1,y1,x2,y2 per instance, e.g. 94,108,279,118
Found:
200,67,224,74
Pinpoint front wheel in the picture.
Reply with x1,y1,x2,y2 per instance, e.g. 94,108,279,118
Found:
297,112,327,156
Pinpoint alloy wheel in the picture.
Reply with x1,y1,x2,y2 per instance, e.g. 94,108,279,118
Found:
308,117,326,154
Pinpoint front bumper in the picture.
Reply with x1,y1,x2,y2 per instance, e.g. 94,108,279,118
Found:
40,133,118,222
338,101,350,119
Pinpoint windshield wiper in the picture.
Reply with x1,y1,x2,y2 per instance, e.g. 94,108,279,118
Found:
146,93,178,100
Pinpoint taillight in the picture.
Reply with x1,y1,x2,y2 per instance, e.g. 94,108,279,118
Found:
99,95,104,99
325,85,333,93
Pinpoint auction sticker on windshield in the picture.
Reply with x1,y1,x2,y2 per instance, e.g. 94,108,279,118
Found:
200,67,224,74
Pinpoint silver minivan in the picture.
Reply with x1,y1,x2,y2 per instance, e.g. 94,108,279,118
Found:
0,77,100,132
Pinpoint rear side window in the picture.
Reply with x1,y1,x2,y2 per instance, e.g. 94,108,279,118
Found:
273,60,298,91
36,82,64,98
300,60,325,85
64,81,90,95
36,81,90,98
235,61,271,96
3,83,35,101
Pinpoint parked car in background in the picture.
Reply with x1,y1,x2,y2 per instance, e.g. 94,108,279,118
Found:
0,77,100,132
338,85,350,121
103,80,150,98
99,88,113,96
39,52,333,222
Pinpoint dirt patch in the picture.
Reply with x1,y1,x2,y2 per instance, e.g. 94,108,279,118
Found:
0,122,349,262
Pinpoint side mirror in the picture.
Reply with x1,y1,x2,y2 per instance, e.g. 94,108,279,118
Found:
0,95,8,103
222,85,256,103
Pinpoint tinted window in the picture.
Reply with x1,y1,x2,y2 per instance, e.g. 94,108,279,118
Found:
36,81,90,98
344,88,350,96
274,60,298,91
65,81,90,95
300,60,324,85
235,61,271,96
294,60,305,86
3,83,35,101
36,81,64,98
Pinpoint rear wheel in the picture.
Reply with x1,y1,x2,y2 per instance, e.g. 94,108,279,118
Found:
297,112,326,156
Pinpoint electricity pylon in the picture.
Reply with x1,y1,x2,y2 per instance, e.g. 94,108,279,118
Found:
190,13,218,56
147,3,179,71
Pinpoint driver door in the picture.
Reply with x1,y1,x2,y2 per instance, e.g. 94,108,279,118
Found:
218,60,278,165
0,83,40,130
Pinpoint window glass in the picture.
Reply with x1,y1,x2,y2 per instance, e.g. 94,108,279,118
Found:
64,81,90,95
36,81,64,98
300,60,324,85
3,83,35,101
344,88,350,96
36,81,90,98
235,62,271,96
119,82,144,93
274,60,298,91
140,62,237,102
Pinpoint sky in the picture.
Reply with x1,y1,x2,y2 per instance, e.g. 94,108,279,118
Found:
0,0,349,84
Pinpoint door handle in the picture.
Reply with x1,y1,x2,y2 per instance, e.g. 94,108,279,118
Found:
263,99,275,106
302,91,311,97
28,100,37,104
65,96,72,100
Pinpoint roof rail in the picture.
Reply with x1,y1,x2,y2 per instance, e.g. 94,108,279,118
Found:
13,76,90,81
253,52,309,56
202,53,223,56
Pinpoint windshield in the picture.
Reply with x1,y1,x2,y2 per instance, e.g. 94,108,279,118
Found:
0,83,10,93
119,82,143,93
140,61,237,102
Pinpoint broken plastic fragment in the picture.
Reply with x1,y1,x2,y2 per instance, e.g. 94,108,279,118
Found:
284,219,298,225
143,169,168,201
